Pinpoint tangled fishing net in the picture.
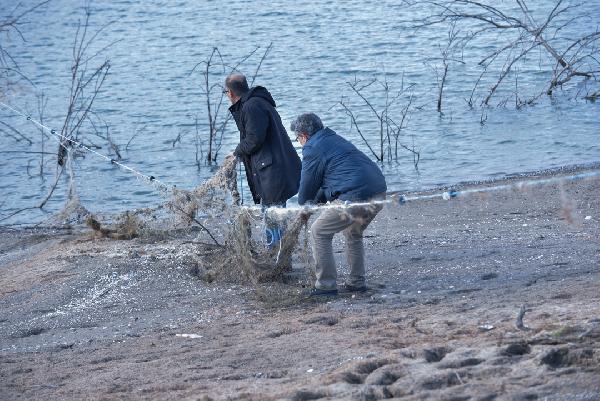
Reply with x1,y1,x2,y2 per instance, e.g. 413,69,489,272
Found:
183,156,315,284
51,154,314,285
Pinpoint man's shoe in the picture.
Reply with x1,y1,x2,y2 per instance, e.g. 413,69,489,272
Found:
340,283,368,293
304,287,338,297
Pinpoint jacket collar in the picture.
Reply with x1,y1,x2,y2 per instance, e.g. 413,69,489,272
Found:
229,98,242,113
308,127,334,141
228,88,253,114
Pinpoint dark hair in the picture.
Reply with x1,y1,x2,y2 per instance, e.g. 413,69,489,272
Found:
225,73,249,96
290,113,324,136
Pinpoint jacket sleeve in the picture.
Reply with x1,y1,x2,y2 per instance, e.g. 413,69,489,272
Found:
234,100,269,156
298,147,324,205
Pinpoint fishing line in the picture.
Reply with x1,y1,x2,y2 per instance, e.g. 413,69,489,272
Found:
0,101,171,194
255,169,600,218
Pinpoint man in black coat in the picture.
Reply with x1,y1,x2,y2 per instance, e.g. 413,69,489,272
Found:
225,73,301,246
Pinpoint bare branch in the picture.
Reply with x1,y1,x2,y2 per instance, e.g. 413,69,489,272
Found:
168,200,222,247
250,42,273,86
483,42,539,106
0,120,33,144
125,119,145,152
192,44,274,163
405,0,600,106
0,160,66,224
337,97,380,161
0,1,51,92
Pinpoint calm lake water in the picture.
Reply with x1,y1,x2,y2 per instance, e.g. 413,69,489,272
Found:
1,0,599,224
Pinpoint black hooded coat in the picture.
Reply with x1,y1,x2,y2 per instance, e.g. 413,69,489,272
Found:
230,86,301,205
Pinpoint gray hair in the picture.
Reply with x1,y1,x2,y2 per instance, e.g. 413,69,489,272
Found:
290,113,324,136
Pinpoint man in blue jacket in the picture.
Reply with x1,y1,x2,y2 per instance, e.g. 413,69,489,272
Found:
225,73,301,247
291,113,387,296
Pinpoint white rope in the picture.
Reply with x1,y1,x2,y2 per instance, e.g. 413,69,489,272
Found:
248,169,600,218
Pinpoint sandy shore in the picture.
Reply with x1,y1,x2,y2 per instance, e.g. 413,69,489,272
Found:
1,168,599,401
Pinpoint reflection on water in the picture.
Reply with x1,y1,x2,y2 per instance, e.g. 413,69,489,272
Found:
1,0,599,224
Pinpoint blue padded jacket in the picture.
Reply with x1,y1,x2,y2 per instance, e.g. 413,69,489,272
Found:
298,127,387,205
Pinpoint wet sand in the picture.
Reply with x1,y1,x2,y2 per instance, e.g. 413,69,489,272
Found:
1,168,599,400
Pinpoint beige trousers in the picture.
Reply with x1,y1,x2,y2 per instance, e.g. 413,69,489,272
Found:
310,194,385,290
